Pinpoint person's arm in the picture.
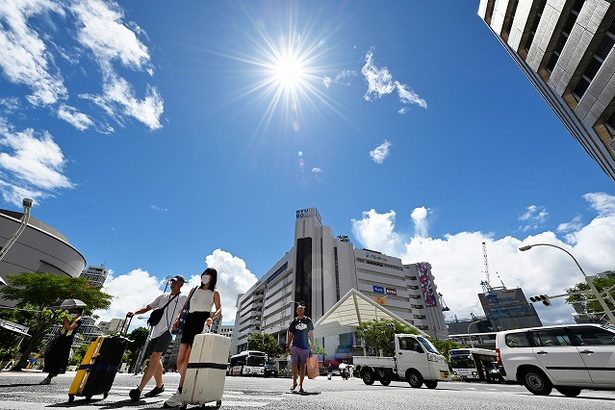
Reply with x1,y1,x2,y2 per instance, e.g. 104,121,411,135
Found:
309,330,315,352
286,321,295,352
62,316,80,331
128,295,160,317
206,291,222,326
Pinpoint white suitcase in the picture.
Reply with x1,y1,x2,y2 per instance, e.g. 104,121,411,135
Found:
181,332,231,409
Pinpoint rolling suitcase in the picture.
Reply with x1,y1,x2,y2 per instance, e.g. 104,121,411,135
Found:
67,314,132,402
181,332,231,409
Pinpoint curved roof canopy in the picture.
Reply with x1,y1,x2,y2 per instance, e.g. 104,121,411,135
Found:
314,288,427,338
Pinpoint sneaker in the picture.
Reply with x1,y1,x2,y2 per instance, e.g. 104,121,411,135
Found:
129,388,141,402
39,377,51,385
163,390,183,408
144,385,164,398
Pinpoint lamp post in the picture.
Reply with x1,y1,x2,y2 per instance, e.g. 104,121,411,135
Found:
467,319,482,348
519,243,615,324
0,198,33,286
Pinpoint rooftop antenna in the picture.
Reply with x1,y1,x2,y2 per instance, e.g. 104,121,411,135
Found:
480,242,493,293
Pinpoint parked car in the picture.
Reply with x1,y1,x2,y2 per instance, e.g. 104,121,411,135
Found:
264,363,278,378
496,324,615,397
354,333,450,389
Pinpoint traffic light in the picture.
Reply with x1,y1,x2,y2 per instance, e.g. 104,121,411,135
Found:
530,294,551,306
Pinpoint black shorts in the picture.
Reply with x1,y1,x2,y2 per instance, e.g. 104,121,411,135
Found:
181,311,210,345
148,330,172,353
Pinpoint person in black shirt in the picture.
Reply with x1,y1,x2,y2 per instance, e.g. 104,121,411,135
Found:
286,304,314,394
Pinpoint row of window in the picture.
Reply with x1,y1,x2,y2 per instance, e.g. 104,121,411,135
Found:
505,326,615,348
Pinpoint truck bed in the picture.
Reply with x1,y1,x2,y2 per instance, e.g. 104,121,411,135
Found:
353,356,396,369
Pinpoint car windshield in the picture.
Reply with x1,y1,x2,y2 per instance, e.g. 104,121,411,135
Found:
247,356,265,366
417,336,440,354
450,355,475,369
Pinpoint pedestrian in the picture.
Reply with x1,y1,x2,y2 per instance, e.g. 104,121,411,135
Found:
327,363,332,380
348,364,354,379
128,275,188,402
164,268,222,408
40,308,83,385
285,304,314,394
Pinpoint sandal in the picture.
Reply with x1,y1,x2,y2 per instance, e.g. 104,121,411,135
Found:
290,383,298,391
299,388,306,394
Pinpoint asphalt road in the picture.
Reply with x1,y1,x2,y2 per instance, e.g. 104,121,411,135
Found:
0,371,614,410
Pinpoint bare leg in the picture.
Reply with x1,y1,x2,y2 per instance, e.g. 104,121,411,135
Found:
138,352,162,391
299,363,306,389
291,362,298,388
178,344,192,388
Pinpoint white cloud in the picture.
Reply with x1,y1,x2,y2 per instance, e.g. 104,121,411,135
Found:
188,249,258,325
557,215,583,233
0,122,73,205
411,206,430,237
350,193,615,325
398,107,408,115
351,209,404,257
57,104,94,131
95,268,164,329
322,76,332,88
0,0,67,106
149,204,168,212
519,205,549,232
312,167,322,174
361,49,427,110
369,139,392,164
335,70,356,83
0,97,20,113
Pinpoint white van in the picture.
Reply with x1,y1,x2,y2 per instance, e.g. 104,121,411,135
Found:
495,324,615,397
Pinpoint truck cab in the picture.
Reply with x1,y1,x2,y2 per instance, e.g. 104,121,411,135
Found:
354,334,450,389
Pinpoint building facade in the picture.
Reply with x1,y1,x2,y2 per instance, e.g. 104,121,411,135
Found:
230,208,448,357
218,324,234,339
478,0,615,181
479,287,543,330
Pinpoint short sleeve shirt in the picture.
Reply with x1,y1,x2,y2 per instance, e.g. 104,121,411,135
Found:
148,293,188,339
288,316,314,349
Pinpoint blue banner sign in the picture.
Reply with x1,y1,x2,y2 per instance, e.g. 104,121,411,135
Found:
373,285,385,294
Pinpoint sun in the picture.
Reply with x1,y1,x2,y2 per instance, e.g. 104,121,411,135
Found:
271,53,307,91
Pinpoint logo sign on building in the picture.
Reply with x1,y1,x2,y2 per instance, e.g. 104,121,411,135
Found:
296,208,311,218
417,262,437,307
386,288,397,296
372,285,385,294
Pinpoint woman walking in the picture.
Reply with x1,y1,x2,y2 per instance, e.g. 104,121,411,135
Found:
40,308,83,385
164,268,222,408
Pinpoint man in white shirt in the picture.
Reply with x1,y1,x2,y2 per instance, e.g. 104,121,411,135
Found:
128,275,188,402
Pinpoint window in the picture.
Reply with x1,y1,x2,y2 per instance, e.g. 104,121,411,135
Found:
542,0,584,77
519,0,547,57
569,326,615,346
399,337,424,353
501,0,519,42
505,332,531,348
531,328,573,347
417,336,440,354
572,18,615,101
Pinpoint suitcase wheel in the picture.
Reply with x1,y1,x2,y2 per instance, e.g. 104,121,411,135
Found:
215,400,222,409
103,393,108,399
85,395,92,401
68,394,75,403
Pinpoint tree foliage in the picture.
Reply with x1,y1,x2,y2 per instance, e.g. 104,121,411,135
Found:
566,276,615,316
356,319,418,356
247,332,282,359
0,272,112,370
125,326,149,370
429,338,461,361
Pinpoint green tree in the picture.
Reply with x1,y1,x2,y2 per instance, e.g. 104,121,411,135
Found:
356,319,418,356
247,332,283,359
125,327,149,370
566,276,615,316
68,342,89,366
0,272,112,370
429,338,461,361
312,342,327,356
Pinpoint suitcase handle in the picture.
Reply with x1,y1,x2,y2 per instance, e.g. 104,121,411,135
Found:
120,313,133,336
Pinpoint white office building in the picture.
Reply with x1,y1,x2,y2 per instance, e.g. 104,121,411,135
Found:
478,0,615,181
230,208,448,359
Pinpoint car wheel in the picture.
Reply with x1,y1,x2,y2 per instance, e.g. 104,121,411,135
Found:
555,387,581,397
406,370,423,388
424,380,438,389
362,369,375,385
379,379,391,386
522,368,552,396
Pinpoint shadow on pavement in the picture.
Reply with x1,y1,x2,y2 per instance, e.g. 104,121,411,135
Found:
0,382,41,388
99,399,163,409
46,398,104,408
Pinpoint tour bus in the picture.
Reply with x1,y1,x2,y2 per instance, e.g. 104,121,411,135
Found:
449,348,500,382
227,350,267,376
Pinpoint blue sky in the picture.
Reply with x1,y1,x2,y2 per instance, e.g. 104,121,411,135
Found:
1,1,614,325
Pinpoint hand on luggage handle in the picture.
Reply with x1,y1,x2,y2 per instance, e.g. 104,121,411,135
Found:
121,313,133,336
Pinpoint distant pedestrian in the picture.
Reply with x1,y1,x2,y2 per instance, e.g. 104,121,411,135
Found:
348,364,354,379
164,268,222,408
40,308,83,385
286,304,314,394
327,364,332,380
128,275,188,402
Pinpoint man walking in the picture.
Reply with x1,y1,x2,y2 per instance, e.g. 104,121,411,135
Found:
128,275,188,401
286,304,314,394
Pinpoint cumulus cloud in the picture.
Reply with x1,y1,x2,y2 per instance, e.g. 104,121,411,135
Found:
361,48,427,110
369,139,392,164
0,0,164,132
0,122,73,206
0,97,20,114
57,104,94,131
519,205,549,232
322,76,332,88
557,215,583,233
350,193,615,325
411,206,430,237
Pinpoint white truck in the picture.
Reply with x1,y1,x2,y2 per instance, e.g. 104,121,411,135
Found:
354,334,450,389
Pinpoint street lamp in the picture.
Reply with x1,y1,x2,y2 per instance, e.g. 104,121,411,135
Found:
0,198,33,286
519,243,615,324
467,319,483,348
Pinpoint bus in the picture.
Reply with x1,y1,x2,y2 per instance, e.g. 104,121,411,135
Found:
227,350,267,376
449,348,500,382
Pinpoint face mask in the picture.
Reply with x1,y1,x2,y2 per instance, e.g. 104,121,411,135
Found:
71,313,78,318
201,275,211,285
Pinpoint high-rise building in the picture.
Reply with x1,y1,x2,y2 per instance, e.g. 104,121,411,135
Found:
218,324,234,339
230,208,448,358
80,265,108,288
478,0,615,181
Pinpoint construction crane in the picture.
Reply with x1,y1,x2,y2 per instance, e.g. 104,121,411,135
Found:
480,241,493,294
